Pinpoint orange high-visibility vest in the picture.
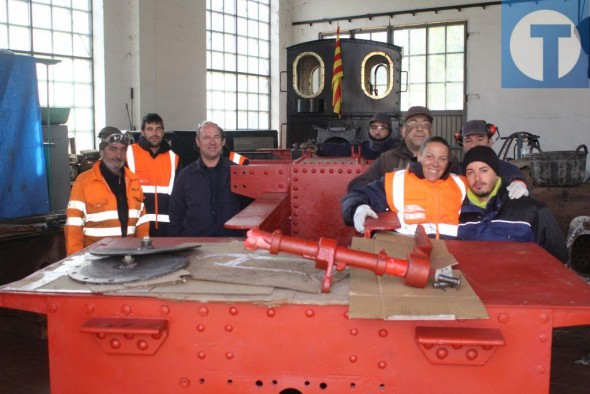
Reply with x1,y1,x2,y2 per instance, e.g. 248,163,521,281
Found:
65,161,149,255
384,170,466,238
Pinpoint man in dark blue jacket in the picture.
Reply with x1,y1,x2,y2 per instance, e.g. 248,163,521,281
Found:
168,121,251,237
458,145,568,263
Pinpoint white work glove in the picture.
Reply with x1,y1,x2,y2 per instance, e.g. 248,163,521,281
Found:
506,180,529,199
353,204,378,233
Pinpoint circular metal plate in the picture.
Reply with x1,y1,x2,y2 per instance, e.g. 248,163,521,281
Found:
90,243,200,256
68,254,189,284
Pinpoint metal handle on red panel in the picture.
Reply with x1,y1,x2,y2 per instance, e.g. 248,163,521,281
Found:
244,225,431,292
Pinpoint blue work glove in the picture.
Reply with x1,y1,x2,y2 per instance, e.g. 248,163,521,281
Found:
353,204,378,233
506,180,529,199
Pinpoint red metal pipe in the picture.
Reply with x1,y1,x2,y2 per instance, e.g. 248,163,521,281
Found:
244,228,430,292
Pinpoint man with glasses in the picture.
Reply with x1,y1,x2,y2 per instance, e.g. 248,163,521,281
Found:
65,127,149,255
342,136,466,240
348,106,433,191
168,121,251,236
126,113,179,236
361,112,399,160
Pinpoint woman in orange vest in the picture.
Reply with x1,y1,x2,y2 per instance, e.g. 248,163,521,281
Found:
342,136,466,239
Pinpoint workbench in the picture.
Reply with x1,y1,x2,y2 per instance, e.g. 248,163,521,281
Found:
1,236,589,393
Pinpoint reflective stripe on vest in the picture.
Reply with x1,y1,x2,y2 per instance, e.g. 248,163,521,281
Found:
126,146,177,195
83,226,139,237
390,170,466,237
144,213,170,223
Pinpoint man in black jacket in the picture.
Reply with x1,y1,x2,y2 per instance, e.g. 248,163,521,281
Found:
168,121,251,237
458,146,568,263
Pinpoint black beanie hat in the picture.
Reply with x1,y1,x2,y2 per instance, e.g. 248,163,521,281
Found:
462,145,501,175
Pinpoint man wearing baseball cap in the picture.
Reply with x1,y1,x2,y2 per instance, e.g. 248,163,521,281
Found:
458,145,567,262
348,105,433,191
65,127,149,255
454,120,528,199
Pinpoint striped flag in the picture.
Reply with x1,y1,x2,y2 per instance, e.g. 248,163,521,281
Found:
331,27,344,118
229,151,249,165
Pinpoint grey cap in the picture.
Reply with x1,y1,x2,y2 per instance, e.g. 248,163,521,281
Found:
462,120,488,136
404,106,433,122
369,113,391,128
98,126,131,150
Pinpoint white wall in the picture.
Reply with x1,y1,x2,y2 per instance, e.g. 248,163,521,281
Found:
288,0,590,174
96,0,205,134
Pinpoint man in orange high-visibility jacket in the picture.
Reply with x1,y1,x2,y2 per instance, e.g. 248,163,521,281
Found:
65,127,149,255
126,113,179,236
342,136,466,239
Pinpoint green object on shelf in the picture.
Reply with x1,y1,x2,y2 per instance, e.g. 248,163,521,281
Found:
41,107,71,125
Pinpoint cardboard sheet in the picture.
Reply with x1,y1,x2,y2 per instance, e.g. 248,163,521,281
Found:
349,234,488,320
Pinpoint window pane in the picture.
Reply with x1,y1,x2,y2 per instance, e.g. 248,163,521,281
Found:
427,83,445,110
428,54,445,83
446,82,464,110
237,54,247,72
447,25,464,52
409,55,425,83
211,51,223,69
0,25,8,45
224,53,236,71
210,0,224,12
225,92,236,110
248,20,258,38
259,4,269,23
73,59,92,83
53,0,71,8
72,10,90,34
428,26,445,54
54,58,73,82
248,56,258,74
356,32,370,40
8,0,29,25
258,21,268,40
74,83,92,107
237,36,247,54
371,31,387,43
224,74,236,92
73,34,91,57
32,4,51,29
224,0,235,14
409,28,426,55
224,14,236,34
211,11,223,32
408,83,426,106
53,31,72,56
72,0,91,12
447,53,464,82
393,29,408,50
53,7,71,32
33,28,52,52
9,25,30,50
247,37,257,56
0,2,7,22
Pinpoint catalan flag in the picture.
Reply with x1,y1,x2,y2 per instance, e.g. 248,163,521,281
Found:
331,27,344,118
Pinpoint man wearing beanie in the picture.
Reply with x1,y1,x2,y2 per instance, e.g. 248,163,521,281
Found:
348,106,433,191
453,120,528,199
65,127,149,255
458,146,568,263
360,112,399,160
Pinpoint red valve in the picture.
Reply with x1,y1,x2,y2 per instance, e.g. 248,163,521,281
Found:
244,225,431,292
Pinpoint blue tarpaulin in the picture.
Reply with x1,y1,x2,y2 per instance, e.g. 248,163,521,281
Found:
0,51,49,219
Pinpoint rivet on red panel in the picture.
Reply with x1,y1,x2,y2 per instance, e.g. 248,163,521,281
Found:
311,169,316,173
198,306,209,316
436,347,448,359
160,305,170,315
347,169,352,174
264,170,269,175
350,328,359,336
249,170,254,175
378,329,388,337
349,355,358,363
196,324,206,332
279,170,283,174
124,333,134,340
329,169,334,173
452,345,462,350
539,334,548,343
293,176,299,182
179,377,191,388
320,169,325,173
47,303,58,313
305,309,315,317
537,364,547,374
279,184,284,188
303,169,307,173
539,313,549,323
293,186,298,191
293,168,298,173
197,351,206,359
226,352,234,360
137,340,149,351
293,203,299,208
356,169,361,173
338,169,343,174
466,349,478,360
377,361,387,369
229,306,239,315
121,304,132,315
225,324,234,332
96,333,106,340
497,313,509,323
343,311,349,319
84,304,94,313
110,338,121,349
267,308,276,317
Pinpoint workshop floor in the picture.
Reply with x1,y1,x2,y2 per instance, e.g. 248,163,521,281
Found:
1,325,590,393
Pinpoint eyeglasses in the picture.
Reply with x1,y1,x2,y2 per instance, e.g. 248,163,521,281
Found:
101,133,132,145
405,120,432,130
369,125,389,132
